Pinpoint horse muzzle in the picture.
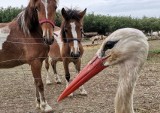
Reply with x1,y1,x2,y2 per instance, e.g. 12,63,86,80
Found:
43,37,54,45
40,19,55,45
70,51,81,59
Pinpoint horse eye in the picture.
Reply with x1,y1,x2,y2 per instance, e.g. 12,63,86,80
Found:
64,28,68,32
35,7,39,12
55,6,57,10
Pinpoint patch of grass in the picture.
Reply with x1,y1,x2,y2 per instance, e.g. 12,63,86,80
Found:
149,49,160,54
148,49,160,62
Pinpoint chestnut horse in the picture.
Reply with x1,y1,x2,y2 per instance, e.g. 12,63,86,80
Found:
0,0,57,112
45,8,88,95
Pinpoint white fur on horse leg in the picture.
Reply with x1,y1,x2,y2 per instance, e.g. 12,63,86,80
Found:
35,98,40,109
46,70,52,85
39,93,53,112
76,71,87,95
55,74,61,84
66,80,73,97
40,101,53,112
79,85,87,95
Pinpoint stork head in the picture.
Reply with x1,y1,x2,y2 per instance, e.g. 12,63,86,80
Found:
58,28,149,102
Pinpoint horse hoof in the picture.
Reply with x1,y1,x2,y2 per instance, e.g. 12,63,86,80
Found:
68,93,74,97
40,103,53,113
80,90,88,96
55,76,62,84
56,81,62,84
46,80,53,85
36,103,40,109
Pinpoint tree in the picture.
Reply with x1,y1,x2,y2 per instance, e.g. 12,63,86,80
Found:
0,6,160,34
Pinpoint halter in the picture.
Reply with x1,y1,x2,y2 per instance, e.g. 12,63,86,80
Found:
64,38,81,43
39,19,55,28
62,27,83,43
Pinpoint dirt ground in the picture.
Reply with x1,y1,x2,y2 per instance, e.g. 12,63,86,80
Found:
0,40,160,113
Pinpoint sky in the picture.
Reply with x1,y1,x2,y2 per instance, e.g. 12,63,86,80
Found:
0,0,160,18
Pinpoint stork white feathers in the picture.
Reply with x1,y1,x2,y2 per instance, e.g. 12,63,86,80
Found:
97,28,149,113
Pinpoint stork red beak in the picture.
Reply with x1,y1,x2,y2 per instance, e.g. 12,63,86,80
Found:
58,55,109,102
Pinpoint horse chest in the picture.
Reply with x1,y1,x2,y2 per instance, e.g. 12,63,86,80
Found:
0,26,10,50
25,41,49,61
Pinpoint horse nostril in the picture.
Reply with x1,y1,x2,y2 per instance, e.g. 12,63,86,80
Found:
76,52,80,58
43,36,46,39
51,38,54,42
43,38,46,43
70,52,80,59
70,52,74,57
78,51,80,56
48,38,54,45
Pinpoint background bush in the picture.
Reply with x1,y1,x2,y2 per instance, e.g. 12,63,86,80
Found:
0,7,160,34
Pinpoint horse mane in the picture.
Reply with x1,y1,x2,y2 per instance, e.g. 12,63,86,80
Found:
17,7,39,36
63,8,82,21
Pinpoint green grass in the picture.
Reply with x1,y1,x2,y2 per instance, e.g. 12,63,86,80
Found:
149,49,160,54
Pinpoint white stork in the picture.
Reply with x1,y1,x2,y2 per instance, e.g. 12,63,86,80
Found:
58,28,149,113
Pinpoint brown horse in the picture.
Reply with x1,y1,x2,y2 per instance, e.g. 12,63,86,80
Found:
45,8,88,95
0,0,58,112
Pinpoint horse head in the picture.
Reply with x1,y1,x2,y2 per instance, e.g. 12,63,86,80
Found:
19,0,58,45
61,8,87,59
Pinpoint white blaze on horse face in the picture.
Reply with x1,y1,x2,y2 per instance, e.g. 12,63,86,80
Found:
42,28,50,39
70,22,79,54
0,26,10,50
41,0,48,19
43,29,46,37
47,29,49,39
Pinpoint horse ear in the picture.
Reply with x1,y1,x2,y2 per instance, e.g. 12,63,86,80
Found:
29,0,38,8
79,8,87,19
61,8,68,20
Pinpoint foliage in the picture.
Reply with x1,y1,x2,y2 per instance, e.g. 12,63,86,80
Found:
0,7,160,34
0,6,23,22
83,14,160,34
149,49,160,54
55,10,62,27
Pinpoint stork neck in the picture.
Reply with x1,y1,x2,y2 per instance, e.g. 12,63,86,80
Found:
115,78,134,113
115,62,139,113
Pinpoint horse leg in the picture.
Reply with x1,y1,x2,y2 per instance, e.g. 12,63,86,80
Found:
51,60,61,84
75,59,87,95
92,40,94,44
35,85,40,109
45,57,52,85
63,59,73,96
31,59,52,112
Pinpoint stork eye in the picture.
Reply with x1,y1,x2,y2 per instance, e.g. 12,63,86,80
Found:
103,40,119,51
